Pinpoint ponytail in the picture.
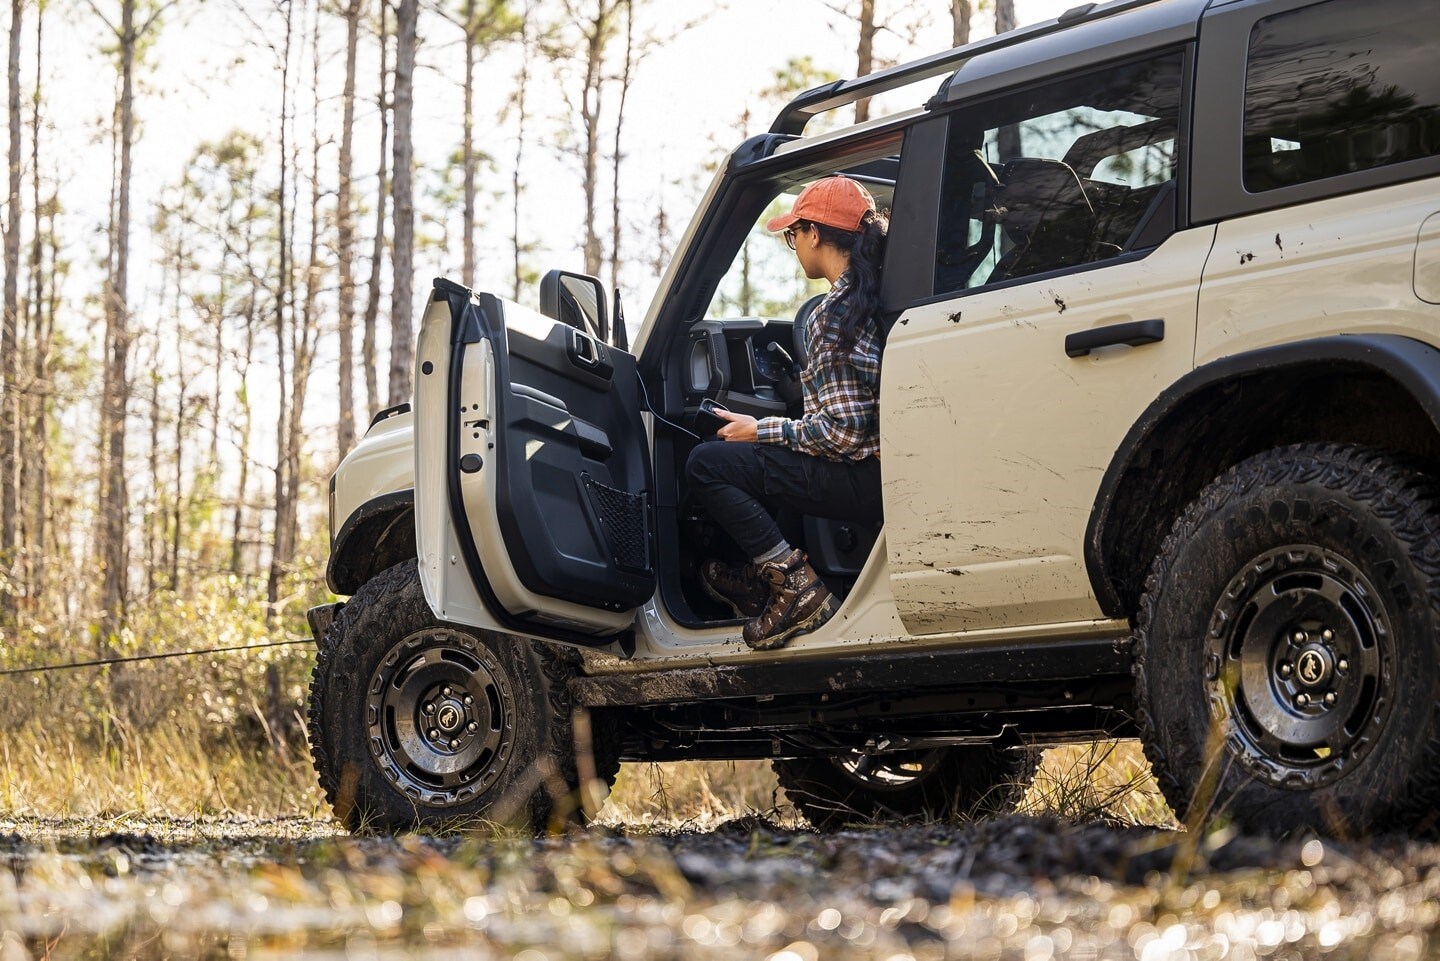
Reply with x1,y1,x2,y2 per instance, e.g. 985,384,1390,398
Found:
809,208,888,358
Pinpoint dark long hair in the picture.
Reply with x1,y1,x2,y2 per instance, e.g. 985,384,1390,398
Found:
801,207,888,359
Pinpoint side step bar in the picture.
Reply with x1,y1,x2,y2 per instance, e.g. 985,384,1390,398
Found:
570,636,1131,709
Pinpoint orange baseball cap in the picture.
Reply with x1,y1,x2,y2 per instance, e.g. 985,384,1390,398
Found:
766,175,876,233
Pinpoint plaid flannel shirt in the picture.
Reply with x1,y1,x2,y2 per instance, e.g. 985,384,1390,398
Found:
756,273,881,462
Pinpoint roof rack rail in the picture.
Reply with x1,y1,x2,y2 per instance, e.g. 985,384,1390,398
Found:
768,0,1164,137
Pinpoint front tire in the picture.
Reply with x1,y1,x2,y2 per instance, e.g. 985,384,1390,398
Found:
1135,444,1440,836
775,745,1037,830
306,561,616,833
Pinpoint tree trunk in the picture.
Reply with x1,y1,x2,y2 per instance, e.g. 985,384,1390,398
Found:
461,0,475,287
230,295,256,575
282,0,324,612
993,0,1021,161
607,0,631,298
210,237,227,482
361,0,388,418
510,0,529,301
854,0,875,123
951,0,971,47
144,335,160,594
576,3,611,279
170,246,187,594
336,0,360,457
98,0,138,647
1,0,23,617
995,0,1016,33
25,8,46,605
388,0,416,406
266,0,295,624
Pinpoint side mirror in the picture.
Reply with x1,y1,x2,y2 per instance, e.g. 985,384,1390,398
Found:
539,269,608,343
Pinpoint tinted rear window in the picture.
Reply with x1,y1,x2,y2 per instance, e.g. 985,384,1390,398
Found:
1243,0,1440,192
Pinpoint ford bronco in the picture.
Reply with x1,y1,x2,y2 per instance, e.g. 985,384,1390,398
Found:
307,0,1440,836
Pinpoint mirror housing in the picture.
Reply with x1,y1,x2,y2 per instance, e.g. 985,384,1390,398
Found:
539,269,608,343
612,286,629,352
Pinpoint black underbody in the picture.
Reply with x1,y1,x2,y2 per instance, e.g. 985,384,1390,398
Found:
573,635,1136,762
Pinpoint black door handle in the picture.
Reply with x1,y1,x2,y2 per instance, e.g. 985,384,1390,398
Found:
1065,319,1165,358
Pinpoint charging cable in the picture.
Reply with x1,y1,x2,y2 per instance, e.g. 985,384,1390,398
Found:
636,368,701,441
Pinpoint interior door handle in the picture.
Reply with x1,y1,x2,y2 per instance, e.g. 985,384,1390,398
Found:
1065,319,1165,358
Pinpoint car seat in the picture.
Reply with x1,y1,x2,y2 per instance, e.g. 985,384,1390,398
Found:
986,157,1097,284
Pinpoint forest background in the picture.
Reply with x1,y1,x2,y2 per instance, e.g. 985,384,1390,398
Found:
0,0,1081,818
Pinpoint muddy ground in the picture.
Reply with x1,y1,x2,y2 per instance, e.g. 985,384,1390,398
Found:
1,815,1438,960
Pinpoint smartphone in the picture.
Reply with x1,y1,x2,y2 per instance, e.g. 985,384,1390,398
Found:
695,398,729,434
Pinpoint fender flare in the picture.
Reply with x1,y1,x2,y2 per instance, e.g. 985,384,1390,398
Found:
326,489,416,596
1085,333,1440,617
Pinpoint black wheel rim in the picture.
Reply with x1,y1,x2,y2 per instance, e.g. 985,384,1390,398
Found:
834,748,946,790
366,629,515,807
1205,545,1394,789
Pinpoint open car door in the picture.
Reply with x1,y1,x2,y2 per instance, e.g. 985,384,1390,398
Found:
414,278,655,646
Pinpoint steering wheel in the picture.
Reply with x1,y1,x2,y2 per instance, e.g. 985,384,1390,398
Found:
792,293,826,369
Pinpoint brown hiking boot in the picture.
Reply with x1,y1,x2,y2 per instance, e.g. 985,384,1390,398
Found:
700,559,769,619
743,549,835,651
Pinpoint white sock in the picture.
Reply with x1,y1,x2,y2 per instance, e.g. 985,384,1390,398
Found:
753,541,791,566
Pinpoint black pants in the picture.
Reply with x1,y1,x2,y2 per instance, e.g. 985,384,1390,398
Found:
685,440,883,559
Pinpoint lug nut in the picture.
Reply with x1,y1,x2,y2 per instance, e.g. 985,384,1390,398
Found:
467,722,478,733
428,729,439,739
464,695,474,705
1337,659,1349,672
423,702,436,714
1293,631,1307,643
449,739,459,749
1322,629,1334,641
442,686,452,697
1279,662,1293,678
1296,693,1311,707
1324,692,1337,706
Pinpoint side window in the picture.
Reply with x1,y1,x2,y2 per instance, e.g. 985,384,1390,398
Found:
934,52,1184,294
1244,0,1440,192
705,156,901,321
706,199,828,320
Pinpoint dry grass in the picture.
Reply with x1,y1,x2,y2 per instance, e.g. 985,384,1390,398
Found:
0,736,1172,829
603,742,1176,830
0,722,323,819
601,760,792,828
1020,741,1177,826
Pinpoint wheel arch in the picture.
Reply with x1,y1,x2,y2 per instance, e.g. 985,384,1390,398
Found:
326,489,417,596
1087,334,1440,619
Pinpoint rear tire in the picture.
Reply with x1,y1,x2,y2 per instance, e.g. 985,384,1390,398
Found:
1134,444,1440,836
306,561,618,834
775,745,1036,830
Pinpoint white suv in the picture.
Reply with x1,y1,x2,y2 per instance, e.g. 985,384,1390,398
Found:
307,0,1440,836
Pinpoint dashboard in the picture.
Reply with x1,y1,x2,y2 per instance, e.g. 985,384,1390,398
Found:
684,317,802,423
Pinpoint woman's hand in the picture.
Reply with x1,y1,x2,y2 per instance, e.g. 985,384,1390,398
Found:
716,409,758,443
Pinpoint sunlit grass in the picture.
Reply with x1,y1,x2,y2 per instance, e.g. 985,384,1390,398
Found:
1021,741,1177,827
601,760,793,829
603,742,1176,830
0,721,323,819
0,725,1172,827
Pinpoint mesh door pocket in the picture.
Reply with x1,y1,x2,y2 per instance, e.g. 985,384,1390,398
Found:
582,474,651,574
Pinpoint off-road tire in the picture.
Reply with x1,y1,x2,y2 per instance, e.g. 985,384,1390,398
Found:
306,561,620,834
1134,443,1440,836
775,745,1038,830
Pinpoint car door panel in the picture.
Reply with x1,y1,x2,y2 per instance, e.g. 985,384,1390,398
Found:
414,280,654,644
881,225,1214,635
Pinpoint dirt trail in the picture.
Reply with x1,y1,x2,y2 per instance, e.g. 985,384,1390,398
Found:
1,815,1437,959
